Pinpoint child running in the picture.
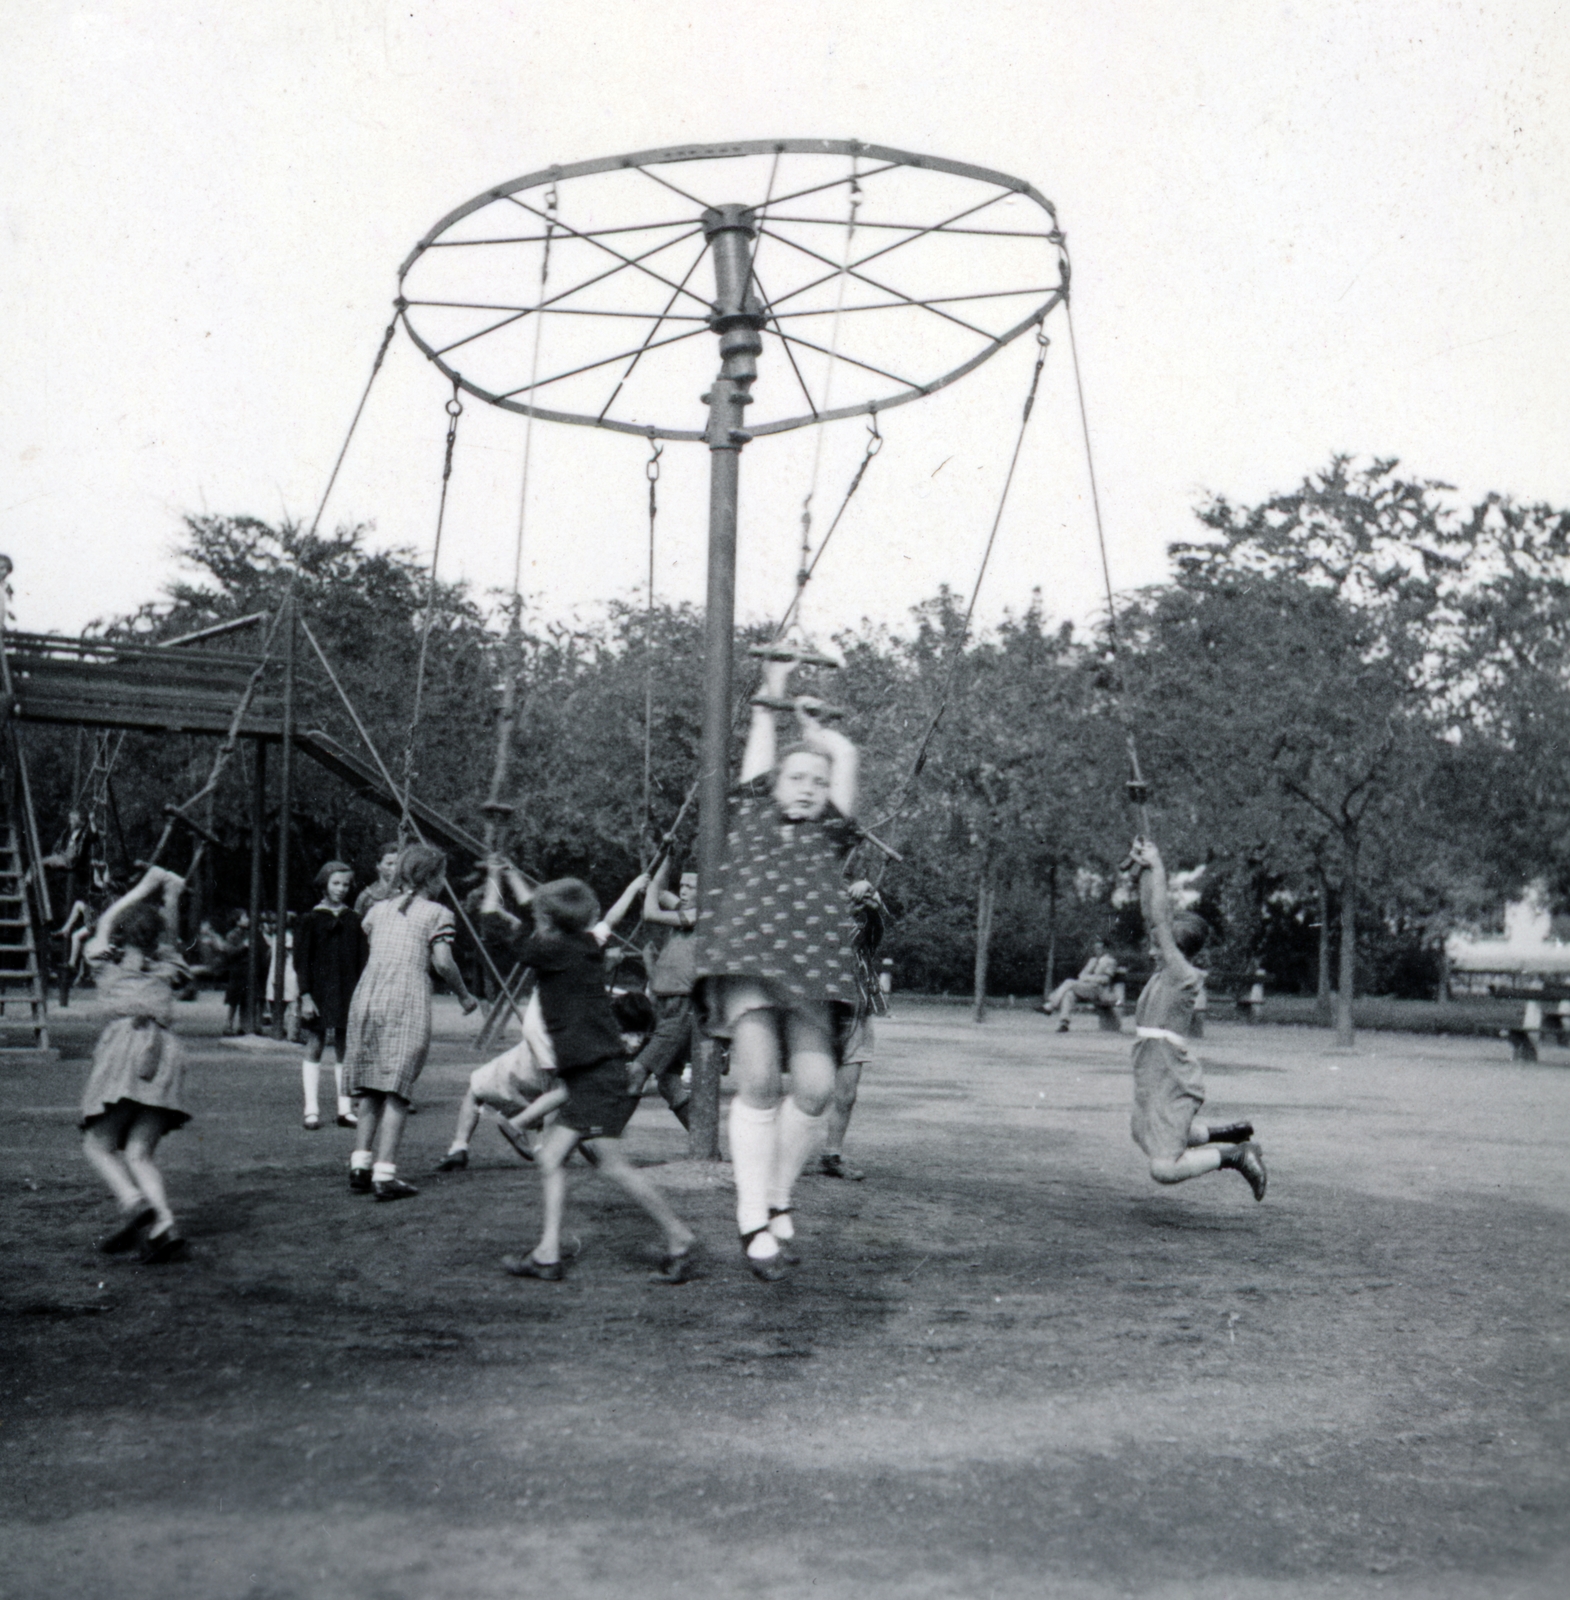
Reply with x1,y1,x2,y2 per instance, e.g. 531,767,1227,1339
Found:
343,844,478,1201
696,655,863,1279
1126,838,1267,1199
480,863,698,1283
293,860,368,1130
627,856,699,1130
78,865,193,1263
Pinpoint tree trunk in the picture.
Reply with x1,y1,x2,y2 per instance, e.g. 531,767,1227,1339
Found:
973,851,996,1024
1335,832,1357,1047
1436,935,1451,1005
1316,870,1332,1021
1041,860,1058,1007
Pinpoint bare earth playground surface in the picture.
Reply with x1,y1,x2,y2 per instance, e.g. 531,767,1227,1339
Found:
2,994,1567,1599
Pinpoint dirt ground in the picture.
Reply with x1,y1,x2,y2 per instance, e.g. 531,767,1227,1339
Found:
2,992,1568,1600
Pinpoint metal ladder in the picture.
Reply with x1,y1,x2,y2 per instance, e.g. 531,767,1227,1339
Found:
0,818,50,1053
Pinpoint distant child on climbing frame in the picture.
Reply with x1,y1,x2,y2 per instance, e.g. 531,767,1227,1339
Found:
1125,837,1266,1200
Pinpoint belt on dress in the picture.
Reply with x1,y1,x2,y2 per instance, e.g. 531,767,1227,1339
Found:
1134,1025,1196,1063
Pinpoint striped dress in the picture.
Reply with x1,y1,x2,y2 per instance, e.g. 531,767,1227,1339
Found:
343,894,455,1101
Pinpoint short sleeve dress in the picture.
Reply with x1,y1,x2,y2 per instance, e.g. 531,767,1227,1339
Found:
1130,962,1206,1160
695,774,863,1029
343,894,455,1101
79,950,191,1130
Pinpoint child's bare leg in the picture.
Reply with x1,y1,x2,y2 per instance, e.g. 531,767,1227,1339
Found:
728,1009,784,1264
1149,1148,1223,1184
121,1110,176,1233
447,1089,484,1153
530,1123,580,1263
589,1137,694,1254
823,1058,861,1156
349,1092,382,1184
372,1097,409,1166
82,1105,145,1211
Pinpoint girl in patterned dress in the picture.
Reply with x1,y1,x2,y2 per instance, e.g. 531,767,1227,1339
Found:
696,654,862,1279
79,865,192,1263
344,844,477,1201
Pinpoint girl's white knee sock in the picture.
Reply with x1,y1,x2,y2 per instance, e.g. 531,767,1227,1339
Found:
728,1098,779,1238
770,1098,826,1216
301,1058,321,1117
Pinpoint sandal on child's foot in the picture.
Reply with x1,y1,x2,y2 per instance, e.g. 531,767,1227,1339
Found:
495,1121,535,1162
502,1253,564,1282
99,1204,156,1254
652,1240,702,1285
1204,1120,1254,1145
435,1148,469,1172
741,1227,789,1282
140,1229,188,1265
302,1113,322,1131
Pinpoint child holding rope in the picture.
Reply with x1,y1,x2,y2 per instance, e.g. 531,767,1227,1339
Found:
627,856,699,1130
79,865,192,1263
480,863,698,1283
1126,838,1266,1199
344,844,477,1201
696,656,863,1279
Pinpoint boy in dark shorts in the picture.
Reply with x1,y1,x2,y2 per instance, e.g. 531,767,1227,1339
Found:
481,867,698,1283
1127,838,1267,1199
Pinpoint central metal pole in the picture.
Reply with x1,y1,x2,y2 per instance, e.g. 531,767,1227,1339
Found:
271,595,295,1040
689,204,762,1160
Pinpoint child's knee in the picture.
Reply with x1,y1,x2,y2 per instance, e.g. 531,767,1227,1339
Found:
1148,1156,1185,1184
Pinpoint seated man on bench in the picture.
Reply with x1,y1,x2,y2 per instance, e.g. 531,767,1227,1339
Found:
1041,938,1120,1032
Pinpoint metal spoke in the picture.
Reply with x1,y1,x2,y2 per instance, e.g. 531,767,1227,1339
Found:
429,217,697,246
767,285,1058,319
499,323,711,402
757,226,999,344
766,326,927,394
631,163,715,210
759,160,903,210
430,227,706,358
599,240,714,422
408,298,707,322
500,193,715,311
748,264,822,420
757,215,1054,239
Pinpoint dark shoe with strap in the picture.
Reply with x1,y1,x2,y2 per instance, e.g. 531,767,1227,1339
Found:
140,1229,188,1264
496,1120,535,1162
1205,1120,1254,1145
372,1176,420,1202
99,1204,156,1254
348,1166,373,1193
652,1240,702,1284
435,1148,469,1172
502,1253,564,1282
1221,1141,1268,1201
819,1151,864,1182
742,1226,789,1281
335,1112,358,1129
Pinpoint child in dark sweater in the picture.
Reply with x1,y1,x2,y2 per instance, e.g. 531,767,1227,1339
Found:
482,864,698,1283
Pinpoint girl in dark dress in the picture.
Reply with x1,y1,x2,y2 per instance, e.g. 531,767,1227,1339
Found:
695,654,862,1279
293,861,368,1130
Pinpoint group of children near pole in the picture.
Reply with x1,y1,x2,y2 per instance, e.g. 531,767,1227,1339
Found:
75,652,1268,1274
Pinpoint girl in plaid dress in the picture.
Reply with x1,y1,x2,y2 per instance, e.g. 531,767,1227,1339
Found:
344,845,477,1200
696,654,862,1279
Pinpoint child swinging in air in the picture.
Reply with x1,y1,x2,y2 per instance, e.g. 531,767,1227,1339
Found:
479,861,698,1283
79,865,193,1263
696,653,864,1279
1126,838,1267,1200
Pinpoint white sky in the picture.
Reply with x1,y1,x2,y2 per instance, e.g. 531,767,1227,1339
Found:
3,0,1567,643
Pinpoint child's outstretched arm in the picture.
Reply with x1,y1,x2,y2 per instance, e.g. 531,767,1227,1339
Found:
603,871,652,931
642,857,685,928
86,866,184,959
740,657,791,783
1131,839,1196,980
430,939,479,1013
480,858,523,936
799,702,859,818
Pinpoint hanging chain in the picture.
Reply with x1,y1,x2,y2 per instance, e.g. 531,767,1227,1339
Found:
401,383,464,821
512,182,558,600
642,431,663,855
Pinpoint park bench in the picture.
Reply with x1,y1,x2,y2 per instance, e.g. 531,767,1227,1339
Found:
1483,980,1570,1062
1075,967,1127,1032
1189,968,1269,1038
